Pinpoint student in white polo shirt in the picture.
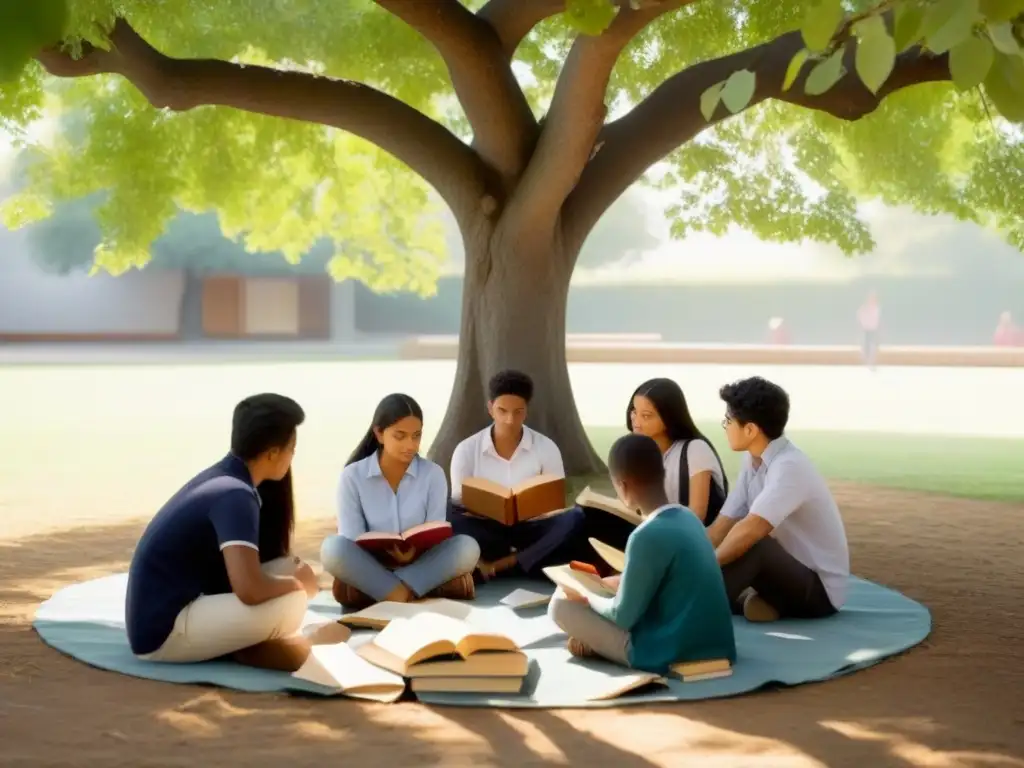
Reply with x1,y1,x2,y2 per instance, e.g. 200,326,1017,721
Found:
706,376,850,623
448,370,586,581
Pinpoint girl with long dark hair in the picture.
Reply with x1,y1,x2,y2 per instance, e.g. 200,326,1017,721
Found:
627,377,729,524
582,378,730,556
320,393,480,608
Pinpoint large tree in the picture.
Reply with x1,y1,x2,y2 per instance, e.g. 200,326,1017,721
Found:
1,0,1023,473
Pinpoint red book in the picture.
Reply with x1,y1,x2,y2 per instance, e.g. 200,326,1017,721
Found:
355,521,453,559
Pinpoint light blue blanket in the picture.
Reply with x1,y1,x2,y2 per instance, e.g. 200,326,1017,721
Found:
33,573,930,708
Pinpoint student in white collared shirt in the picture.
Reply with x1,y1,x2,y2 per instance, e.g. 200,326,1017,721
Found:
706,377,850,623
448,370,586,580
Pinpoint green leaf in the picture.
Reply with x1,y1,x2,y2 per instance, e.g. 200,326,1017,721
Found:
922,0,981,54
720,68,757,113
804,48,846,96
950,34,996,90
982,50,1024,121
0,192,54,229
979,0,1024,24
894,4,926,52
855,20,896,94
700,81,725,121
0,0,68,83
801,0,844,53
987,21,1021,53
565,0,619,36
783,48,810,91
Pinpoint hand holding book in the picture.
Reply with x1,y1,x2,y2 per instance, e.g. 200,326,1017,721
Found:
387,543,417,565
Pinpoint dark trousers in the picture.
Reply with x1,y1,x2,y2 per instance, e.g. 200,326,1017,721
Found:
447,504,586,577
721,537,836,619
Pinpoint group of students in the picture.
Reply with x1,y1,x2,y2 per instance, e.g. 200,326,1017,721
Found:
124,370,850,677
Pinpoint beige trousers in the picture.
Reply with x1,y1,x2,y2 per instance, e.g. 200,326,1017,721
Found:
139,557,308,663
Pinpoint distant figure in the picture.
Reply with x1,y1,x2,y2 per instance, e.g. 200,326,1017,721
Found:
767,317,790,345
856,291,881,369
993,311,1020,347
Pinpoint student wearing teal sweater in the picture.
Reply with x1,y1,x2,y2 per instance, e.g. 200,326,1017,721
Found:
548,433,737,674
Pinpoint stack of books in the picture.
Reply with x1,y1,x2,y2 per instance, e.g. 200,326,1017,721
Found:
356,612,529,694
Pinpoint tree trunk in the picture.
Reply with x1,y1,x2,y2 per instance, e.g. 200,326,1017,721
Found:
428,221,605,478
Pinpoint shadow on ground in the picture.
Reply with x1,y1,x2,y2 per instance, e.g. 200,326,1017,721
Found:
2,484,1023,767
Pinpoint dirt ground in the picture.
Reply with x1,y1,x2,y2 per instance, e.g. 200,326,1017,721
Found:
2,482,1023,768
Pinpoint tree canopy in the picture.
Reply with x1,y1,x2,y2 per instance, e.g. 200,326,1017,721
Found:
1,0,1022,293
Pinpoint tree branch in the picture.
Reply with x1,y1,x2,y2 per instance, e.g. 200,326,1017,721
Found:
478,0,680,59
562,27,952,250
375,0,538,185
35,19,487,222
502,0,688,239
477,0,565,58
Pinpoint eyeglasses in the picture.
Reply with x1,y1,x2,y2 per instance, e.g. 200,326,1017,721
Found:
721,415,734,429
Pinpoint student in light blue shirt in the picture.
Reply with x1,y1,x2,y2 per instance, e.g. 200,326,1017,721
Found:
549,433,736,674
320,393,480,608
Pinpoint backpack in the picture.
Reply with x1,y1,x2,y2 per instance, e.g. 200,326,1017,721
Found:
676,439,728,527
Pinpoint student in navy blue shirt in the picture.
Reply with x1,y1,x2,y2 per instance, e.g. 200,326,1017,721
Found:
125,393,320,672
320,393,480,608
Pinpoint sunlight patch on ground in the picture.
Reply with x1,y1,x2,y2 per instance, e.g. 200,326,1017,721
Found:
560,711,828,767
820,720,1024,767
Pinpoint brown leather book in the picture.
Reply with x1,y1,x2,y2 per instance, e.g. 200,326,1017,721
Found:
461,474,567,525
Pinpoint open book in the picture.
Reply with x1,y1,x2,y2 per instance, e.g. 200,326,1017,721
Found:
356,521,452,559
588,538,626,573
542,564,617,601
338,598,473,630
462,474,567,525
578,659,732,700
576,486,644,526
292,641,406,702
357,613,521,676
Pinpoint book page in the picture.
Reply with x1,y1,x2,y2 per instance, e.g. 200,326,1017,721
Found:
462,476,513,497
339,598,473,629
543,564,616,600
402,520,452,537
499,588,552,609
576,486,643,525
292,642,405,703
409,650,529,678
512,473,564,494
589,671,667,700
356,531,403,544
372,613,469,662
374,612,518,663
588,538,626,573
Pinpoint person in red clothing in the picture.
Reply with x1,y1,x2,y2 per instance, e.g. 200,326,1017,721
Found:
993,311,1019,347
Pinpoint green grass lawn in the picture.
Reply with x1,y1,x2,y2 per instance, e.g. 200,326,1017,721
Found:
2,360,1021,535
586,425,1024,503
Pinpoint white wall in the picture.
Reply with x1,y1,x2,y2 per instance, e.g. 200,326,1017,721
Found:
0,229,184,335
